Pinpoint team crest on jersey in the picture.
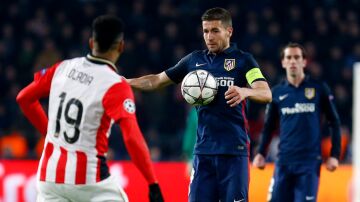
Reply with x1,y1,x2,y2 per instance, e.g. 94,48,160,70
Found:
123,99,136,114
224,59,235,71
304,88,315,99
40,68,47,76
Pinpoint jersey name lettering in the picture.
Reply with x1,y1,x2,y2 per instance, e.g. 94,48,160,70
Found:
67,68,94,85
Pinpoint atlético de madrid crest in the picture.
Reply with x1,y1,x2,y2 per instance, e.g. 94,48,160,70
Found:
224,59,235,71
304,88,315,99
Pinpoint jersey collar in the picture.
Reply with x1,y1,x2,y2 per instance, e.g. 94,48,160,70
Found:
86,54,118,73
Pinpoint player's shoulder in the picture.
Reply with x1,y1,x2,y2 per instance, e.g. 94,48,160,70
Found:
270,80,288,94
60,56,85,66
305,76,330,90
229,47,254,58
188,50,205,58
109,76,131,89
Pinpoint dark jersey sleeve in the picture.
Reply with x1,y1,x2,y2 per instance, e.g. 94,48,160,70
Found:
165,53,192,84
258,100,279,157
320,82,341,159
242,53,266,85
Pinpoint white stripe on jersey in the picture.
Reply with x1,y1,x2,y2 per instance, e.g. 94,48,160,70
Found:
87,155,98,184
64,150,76,184
46,143,61,182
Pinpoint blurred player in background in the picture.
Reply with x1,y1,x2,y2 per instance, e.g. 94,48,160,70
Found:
16,15,163,202
128,7,272,202
253,42,341,202
182,107,197,176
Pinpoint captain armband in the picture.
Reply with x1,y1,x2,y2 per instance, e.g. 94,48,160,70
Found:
245,68,265,84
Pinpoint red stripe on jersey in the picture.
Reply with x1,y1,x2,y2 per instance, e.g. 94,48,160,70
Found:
55,146,67,183
40,142,54,181
241,100,249,134
75,151,87,184
95,113,111,182
95,114,111,155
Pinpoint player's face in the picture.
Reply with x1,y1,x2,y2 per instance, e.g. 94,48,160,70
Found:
202,20,233,54
281,47,307,77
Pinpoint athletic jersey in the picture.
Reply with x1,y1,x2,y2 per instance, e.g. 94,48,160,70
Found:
35,54,136,185
258,76,341,164
165,43,266,156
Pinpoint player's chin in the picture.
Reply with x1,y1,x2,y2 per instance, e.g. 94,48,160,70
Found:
207,45,218,53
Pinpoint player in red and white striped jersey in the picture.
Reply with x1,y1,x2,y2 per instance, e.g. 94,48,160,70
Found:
17,15,164,202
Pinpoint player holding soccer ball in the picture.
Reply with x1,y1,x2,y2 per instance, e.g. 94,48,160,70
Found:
17,15,163,202
128,7,271,202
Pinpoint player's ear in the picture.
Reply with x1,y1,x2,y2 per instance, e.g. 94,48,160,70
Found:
117,40,125,54
303,58,307,68
89,38,94,50
227,26,233,37
281,59,286,69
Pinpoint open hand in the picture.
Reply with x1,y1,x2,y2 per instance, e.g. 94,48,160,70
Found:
225,86,248,107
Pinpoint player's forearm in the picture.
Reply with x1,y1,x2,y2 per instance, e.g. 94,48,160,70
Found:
245,87,272,103
17,98,48,136
257,131,273,157
330,122,341,159
124,136,157,184
16,84,48,136
119,119,157,184
245,80,272,103
128,72,173,91
258,102,277,156
127,74,160,91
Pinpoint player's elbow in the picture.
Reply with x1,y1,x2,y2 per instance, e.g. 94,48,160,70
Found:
16,89,28,106
265,90,272,103
260,90,272,103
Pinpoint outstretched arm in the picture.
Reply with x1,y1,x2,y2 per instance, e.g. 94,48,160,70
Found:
127,71,174,91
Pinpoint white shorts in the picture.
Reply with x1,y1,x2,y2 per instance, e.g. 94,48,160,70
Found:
36,175,128,202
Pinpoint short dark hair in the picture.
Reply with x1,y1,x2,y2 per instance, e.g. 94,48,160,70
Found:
280,42,307,59
92,15,124,53
201,7,232,27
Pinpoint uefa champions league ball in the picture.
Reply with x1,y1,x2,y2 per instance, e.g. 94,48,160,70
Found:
181,70,218,106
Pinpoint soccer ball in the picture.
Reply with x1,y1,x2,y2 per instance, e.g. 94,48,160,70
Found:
181,70,218,106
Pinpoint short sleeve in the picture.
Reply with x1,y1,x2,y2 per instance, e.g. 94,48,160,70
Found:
102,81,137,122
165,53,192,84
243,54,265,85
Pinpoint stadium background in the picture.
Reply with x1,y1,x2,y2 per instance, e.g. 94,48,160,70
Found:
0,0,357,201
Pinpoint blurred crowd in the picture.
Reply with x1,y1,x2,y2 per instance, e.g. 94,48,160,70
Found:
0,0,358,162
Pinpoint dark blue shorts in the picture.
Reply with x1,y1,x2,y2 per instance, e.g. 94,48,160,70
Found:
268,162,321,202
189,154,249,202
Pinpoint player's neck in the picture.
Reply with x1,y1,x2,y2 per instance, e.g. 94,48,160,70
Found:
287,73,305,87
92,50,119,64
